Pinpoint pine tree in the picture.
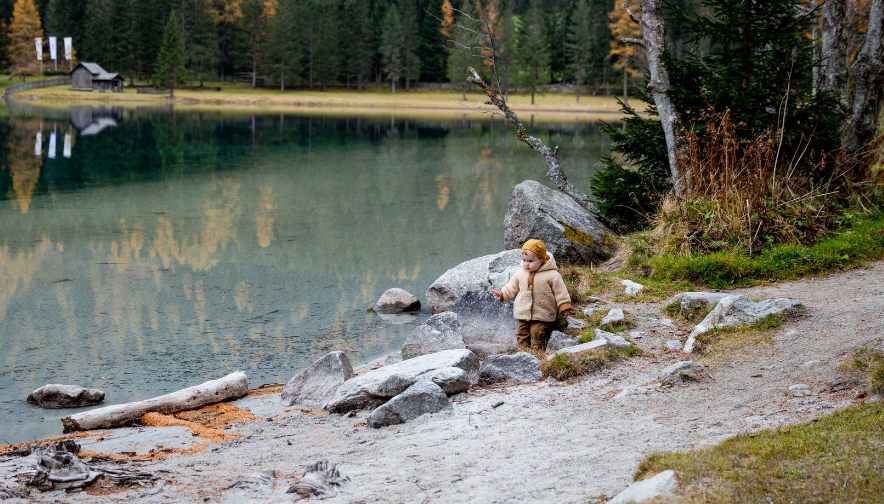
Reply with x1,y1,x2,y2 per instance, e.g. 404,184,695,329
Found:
445,2,478,100
493,0,516,95
566,0,602,102
82,0,112,62
154,9,188,97
267,0,300,91
8,0,43,81
344,0,373,91
312,0,341,90
401,0,421,90
182,0,218,87
380,3,403,93
236,0,270,88
515,0,550,105
418,0,446,81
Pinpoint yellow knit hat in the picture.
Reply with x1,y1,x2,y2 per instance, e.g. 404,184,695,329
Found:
521,239,548,264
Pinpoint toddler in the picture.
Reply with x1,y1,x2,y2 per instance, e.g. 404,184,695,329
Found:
492,239,572,350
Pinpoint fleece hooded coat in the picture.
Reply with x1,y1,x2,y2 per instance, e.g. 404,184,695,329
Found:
498,252,572,322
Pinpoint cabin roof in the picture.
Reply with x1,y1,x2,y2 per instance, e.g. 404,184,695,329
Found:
72,62,123,82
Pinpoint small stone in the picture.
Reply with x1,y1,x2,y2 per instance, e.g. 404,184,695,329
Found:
621,280,646,295
374,288,421,314
586,296,602,304
801,360,820,368
600,308,625,328
566,317,588,330
583,307,596,317
556,340,608,355
664,340,683,351
546,331,579,353
660,318,675,328
628,331,646,340
607,470,678,504
593,329,632,349
660,361,706,386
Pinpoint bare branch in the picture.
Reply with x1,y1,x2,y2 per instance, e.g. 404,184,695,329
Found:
622,2,641,24
621,37,646,47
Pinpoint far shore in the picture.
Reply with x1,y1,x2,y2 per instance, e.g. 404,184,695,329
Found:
3,81,633,121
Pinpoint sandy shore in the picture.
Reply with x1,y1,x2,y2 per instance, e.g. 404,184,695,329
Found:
4,259,881,503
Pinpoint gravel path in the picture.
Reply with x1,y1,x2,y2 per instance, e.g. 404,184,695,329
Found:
12,261,884,504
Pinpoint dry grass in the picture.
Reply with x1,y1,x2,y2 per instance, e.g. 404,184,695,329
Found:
540,346,620,380
840,345,884,395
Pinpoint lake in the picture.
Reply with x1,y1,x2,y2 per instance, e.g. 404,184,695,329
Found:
0,101,615,444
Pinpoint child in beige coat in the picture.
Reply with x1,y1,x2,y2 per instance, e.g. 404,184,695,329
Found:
492,239,572,350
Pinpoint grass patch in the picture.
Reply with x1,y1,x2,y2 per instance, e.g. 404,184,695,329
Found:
560,264,615,303
648,214,884,288
540,346,622,380
840,346,884,395
635,403,884,503
690,316,784,360
662,300,714,322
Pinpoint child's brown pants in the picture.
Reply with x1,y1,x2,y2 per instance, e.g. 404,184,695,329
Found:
516,320,551,350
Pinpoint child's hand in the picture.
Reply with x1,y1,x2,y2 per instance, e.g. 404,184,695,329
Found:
561,308,572,317
491,290,503,301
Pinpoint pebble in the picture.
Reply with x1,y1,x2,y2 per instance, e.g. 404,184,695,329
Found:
627,331,646,340
567,317,588,330
664,340,683,351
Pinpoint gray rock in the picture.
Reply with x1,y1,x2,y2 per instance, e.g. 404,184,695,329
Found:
628,331,646,340
503,180,617,265
556,340,609,355
325,349,479,413
593,329,632,349
478,352,542,384
664,340,683,351
423,367,472,395
607,470,678,504
600,308,626,328
684,295,804,353
586,296,602,304
583,307,597,317
373,288,421,313
282,351,355,408
660,361,706,385
367,380,450,428
426,250,521,314
546,331,579,353
450,290,518,358
667,292,732,314
27,384,105,409
566,316,588,330
660,318,675,328
401,312,466,359
621,280,646,295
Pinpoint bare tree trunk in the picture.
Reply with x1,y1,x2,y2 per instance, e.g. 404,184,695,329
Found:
61,371,249,432
622,60,628,106
624,0,690,197
844,0,884,155
467,67,596,213
818,0,850,110
252,56,257,89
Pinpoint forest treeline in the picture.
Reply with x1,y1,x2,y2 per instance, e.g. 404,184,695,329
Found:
1,0,700,93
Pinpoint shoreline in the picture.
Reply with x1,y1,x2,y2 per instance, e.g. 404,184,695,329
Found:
3,260,882,502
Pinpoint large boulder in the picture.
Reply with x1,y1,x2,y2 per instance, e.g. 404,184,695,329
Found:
426,250,521,314
479,352,543,384
367,380,451,428
325,349,479,413
503,180,617,265
450,290,518,358
400,312,465,359
281,351,355,408
684,295,803,353
27,385,105,409
373,288,421,313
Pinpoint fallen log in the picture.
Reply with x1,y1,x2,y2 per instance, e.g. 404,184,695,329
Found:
61,371,249,433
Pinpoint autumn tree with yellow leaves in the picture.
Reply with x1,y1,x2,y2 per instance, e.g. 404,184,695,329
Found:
8,0,44,81
608,0,642,104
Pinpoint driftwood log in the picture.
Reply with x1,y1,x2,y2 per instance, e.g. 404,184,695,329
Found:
61,371,249,432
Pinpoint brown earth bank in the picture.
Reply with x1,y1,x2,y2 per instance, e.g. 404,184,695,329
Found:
4,260,883,503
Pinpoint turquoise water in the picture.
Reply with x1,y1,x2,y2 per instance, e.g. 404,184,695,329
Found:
0,102,614,444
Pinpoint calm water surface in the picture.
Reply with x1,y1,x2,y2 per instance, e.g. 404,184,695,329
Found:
0,102,614,443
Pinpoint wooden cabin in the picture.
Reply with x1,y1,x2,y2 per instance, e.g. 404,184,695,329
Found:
71,62,124,92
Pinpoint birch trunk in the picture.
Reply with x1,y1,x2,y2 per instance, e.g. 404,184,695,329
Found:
60,371,249,432
818,0,850,110
843,0,884,155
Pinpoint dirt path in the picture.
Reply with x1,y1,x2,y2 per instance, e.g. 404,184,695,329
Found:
13,261,884,503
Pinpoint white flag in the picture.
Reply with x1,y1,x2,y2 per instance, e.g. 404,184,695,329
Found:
63,133,72,158
35,132,42,156
64,37,73,61
49,37,57,60
35,37,42,61
48,132,57,159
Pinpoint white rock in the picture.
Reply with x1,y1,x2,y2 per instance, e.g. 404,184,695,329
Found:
567,316,588,330
556,340,609,355
600,308,626,328
583,307,597,317
593,329,632,349
607,470,678,504
684,295,803,353
282,351,355,408
621,280,646,295
664,340,683,351
426,250,521,314
660,361,706,385
373,288,421,313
